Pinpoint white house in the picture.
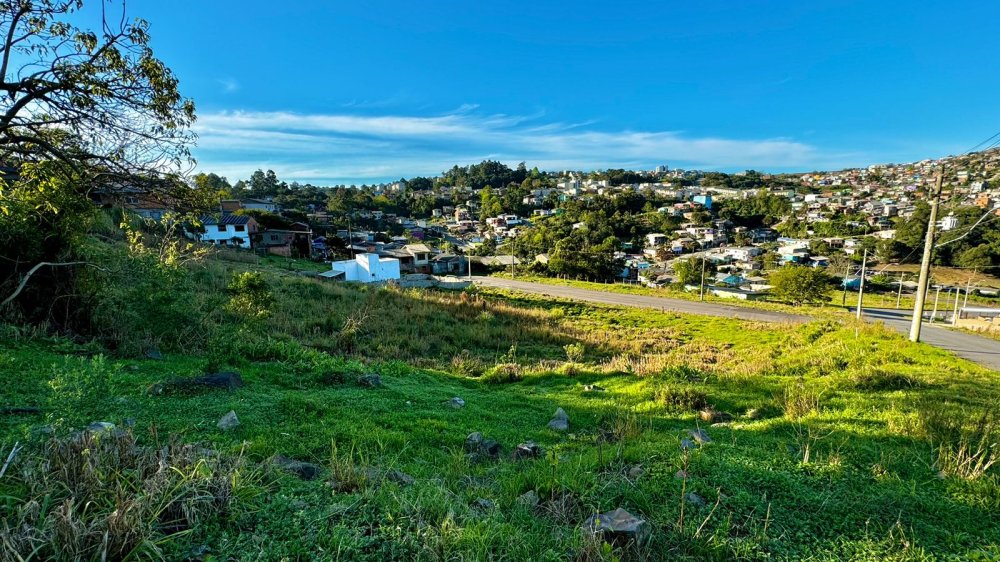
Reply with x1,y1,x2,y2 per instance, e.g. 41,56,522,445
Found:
322,253,400,283
199,215,257,248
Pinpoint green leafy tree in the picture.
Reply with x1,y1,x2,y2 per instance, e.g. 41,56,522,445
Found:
769,266,831,305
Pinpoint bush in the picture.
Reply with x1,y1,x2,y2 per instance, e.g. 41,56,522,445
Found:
563,343,585,363
226,271,274,318
655,385,709,411
451,350,485,377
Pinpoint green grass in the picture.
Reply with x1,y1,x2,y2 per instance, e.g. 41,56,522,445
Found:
2,253,999,560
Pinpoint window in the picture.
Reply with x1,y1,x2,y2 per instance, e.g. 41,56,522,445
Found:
125,196,138,205
270,234,279,241
217,225,226,232
234,225,245,232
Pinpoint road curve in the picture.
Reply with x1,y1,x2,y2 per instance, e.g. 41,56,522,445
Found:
474,276,810,323
857,308,1000,371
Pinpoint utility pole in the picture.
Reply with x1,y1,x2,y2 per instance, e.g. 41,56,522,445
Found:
347,217,354,259
855,249,868,320
510,237,515,279
963,272,974,310
699,257,707,301
895,272,904,309
909,165,945,342
841,262,851,306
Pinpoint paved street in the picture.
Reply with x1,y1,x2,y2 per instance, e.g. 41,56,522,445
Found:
474,276,809,323
475,276,1000,370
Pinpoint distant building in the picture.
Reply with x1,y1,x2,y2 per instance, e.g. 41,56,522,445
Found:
940,213,960,231
322,253,400,283
199,214,258,248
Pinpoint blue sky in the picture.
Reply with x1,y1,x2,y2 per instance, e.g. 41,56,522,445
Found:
123,0,1000,185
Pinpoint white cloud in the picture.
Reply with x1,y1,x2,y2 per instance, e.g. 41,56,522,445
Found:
191,107,854,184
216,78,240,94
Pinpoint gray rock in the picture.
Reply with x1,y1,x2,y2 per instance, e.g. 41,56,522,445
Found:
517,490,540,507
357,373,382,388
471,498,495,512
686,492,706,507
465,432,484,452
386,469,415,486
144,347,163,360
627,464,645,479
449,397,465,408
511,441,543,460
688,428,712,445
217,410,240,431
582,508,650,546
273,455,322,480
548,407,570,431
86,421,116,435
480,439,501,458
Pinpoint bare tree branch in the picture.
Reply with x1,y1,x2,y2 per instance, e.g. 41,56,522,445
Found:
1,260,107,308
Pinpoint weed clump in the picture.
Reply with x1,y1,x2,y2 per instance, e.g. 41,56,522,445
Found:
655,385,709,411
481,363,524,384
780,379,821,419
920,402,999,480
851,367,921,391
0,429,262,560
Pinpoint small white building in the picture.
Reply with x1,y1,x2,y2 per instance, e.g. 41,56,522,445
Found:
322,253,400,283
940,213,960,232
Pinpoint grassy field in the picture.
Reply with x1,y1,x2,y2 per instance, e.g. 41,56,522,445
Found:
1,254,999,560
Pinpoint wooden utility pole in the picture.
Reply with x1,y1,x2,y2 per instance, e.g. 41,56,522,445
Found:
952,286,962,326
855,249,868,320
909,165,945,342
895,272,904,309
699,257,707,301
510,237,515,279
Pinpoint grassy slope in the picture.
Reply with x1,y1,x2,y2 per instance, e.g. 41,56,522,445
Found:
1,256,999,560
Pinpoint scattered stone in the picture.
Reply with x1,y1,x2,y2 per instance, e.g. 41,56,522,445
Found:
511,441,543,461
516,490,540,508
685,492,706,507
675,469,689,480
465,432,502,460
471,498,495,512
688,428,711,445
273,455,322,480
144,347,163,360
449,397,465,408
627,464,645,479
357,374,382,388
582,384,606,392
217,410,240,431
386,469,415,486
86,421,116,435
582,508,651,546
548,407,570,432
465,432,484,452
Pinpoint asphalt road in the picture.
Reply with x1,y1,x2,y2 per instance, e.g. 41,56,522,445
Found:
856,308,1000,371
474,276,810,323
475,276,1000,371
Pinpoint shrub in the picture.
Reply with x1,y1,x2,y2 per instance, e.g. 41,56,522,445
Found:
563,343,585,363
769,265,831,306
655,385,709,411
226,271,274,318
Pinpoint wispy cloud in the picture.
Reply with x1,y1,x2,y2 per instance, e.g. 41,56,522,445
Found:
191,107,855,184
216,78,240,94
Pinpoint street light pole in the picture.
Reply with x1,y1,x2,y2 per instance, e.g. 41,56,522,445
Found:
909,165,945,342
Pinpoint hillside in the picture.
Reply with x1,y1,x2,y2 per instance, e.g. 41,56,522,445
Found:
1,252,999,560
